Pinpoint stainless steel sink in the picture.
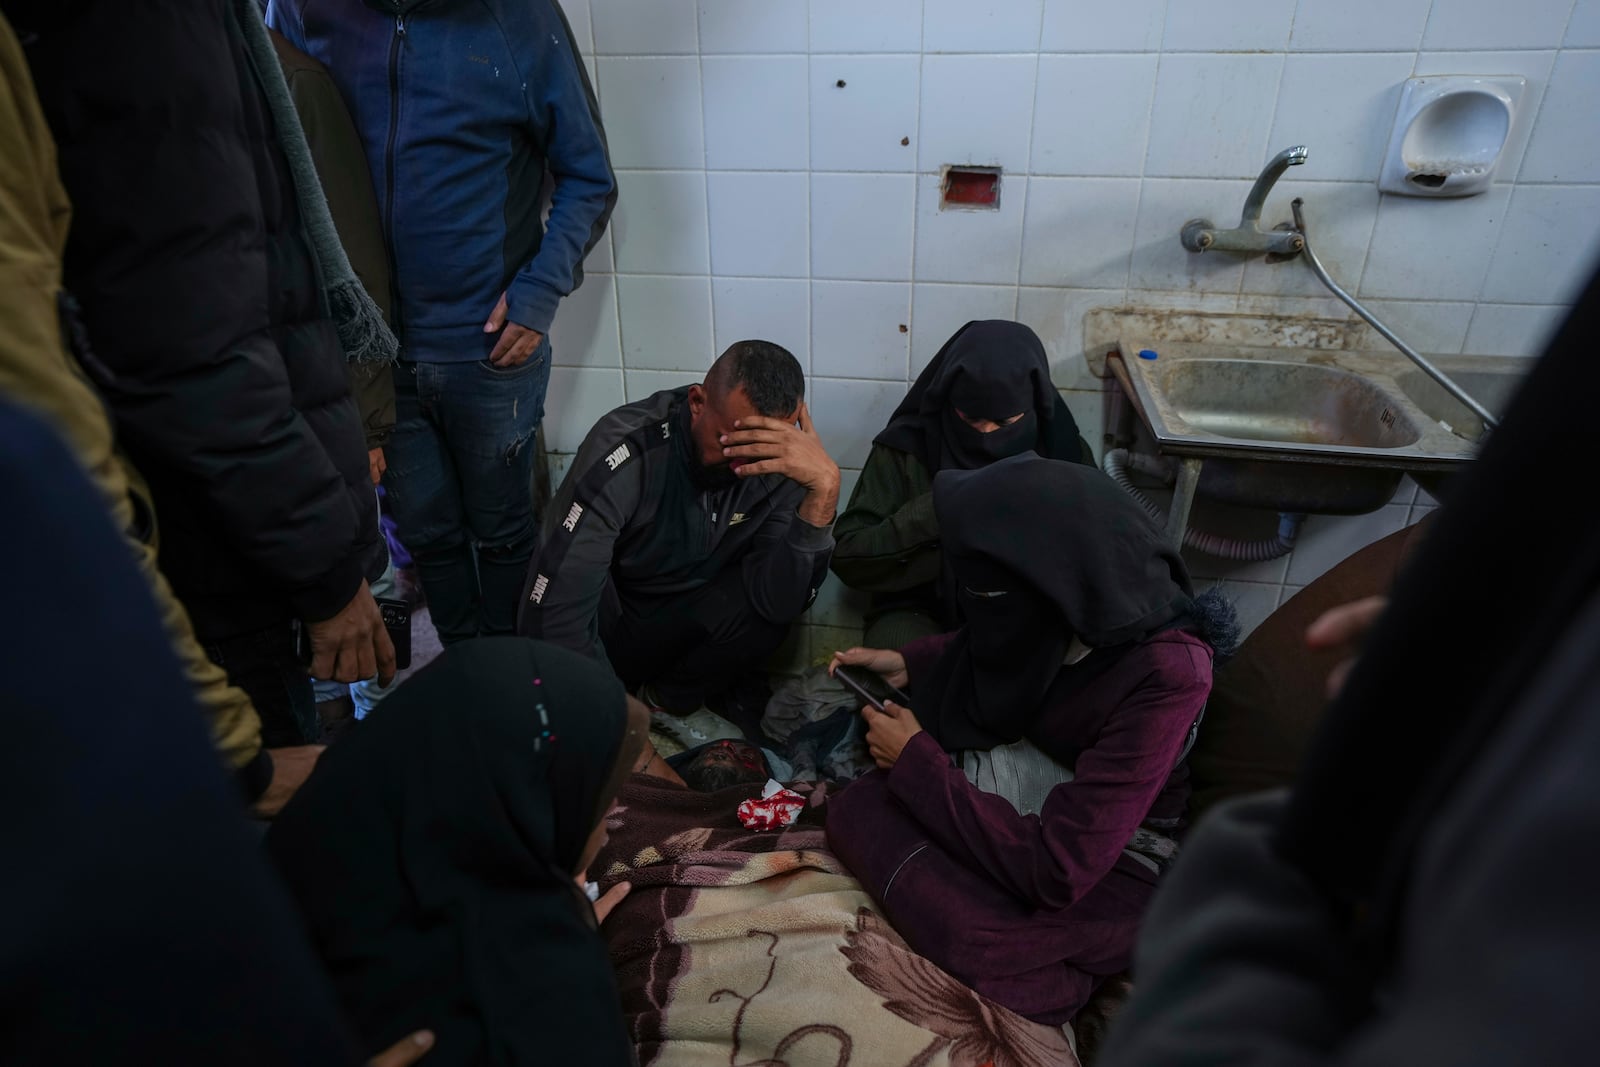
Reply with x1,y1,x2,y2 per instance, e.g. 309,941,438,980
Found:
1108,342,1522,515
1160,359,1422,449
1391,366,1525,442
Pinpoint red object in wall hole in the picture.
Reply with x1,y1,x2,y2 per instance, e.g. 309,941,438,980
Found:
941,166,1001,209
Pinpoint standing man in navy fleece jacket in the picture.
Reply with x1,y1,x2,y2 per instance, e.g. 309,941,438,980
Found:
269,0,617,644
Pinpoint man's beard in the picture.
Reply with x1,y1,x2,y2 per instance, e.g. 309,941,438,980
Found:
688,448,740,490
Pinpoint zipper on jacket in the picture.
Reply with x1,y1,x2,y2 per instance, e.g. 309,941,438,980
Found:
383,15,406,335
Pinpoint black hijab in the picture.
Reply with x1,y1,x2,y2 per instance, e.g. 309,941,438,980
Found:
266,638,645,1067
916,453,1195,751
875,319,1086,473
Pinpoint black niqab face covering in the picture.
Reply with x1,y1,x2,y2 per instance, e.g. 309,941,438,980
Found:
942,407,1039,468
876,319,1087,473
265,638,642,1066
917,454,1195,750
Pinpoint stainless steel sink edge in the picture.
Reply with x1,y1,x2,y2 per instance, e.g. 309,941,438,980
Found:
1108,341,1523,471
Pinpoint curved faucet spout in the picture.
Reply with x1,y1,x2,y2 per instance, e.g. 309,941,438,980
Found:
1241,145,1308,226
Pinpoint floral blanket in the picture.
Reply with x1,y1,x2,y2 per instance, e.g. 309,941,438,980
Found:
593,776,1078,1067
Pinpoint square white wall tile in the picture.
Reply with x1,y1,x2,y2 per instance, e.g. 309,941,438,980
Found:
1270,54,1414,183
811,281,913,380
1205,580,1283,639
545,367,626,452
611,171,710,275
1240,180,1379,298
1016,286,1126,390
1356,300,1476,354
1133,289,1240,312
810,56,921,172
910,283,1021,375
596,58,704,169
1285,504,1411,586
1021,177,1140,288
624,368,696,403
923,0,1044,53
1567,0,1600,46
1464,303,1570,357
913,172,1027,284
809,378,909,467
810,0,923,52
811,173,916,281
556,0,593,54
712,277,812,367
1128,177,1253,292
1162,0,1295,53
918,54,1040,172
1421,0,1575,52
707,172,809,278
590,0,698,54
1144,54,1284,178
1031,54,1158,176
1277,584,1305,608
697,0,808,53
1058,387,1104,459
550,273,621,368
1481,185,1600,304
584,230,615,274
1520,50,1600,183
1359,186,1512,302
1290,0,1432,52
616,275,714,369
1412,51,1556,182
702,56,808,170
1040,0,1166,52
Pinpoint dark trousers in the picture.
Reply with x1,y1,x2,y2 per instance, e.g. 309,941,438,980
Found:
383,348,549,645
205,624,315,748
601,567,791,711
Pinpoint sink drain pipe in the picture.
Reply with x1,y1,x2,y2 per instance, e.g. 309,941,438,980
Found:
1102,448,1305,561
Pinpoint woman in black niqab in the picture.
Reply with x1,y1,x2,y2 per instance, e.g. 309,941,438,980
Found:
875,319,1087,472
833,320,1093,648
266,637,647,1067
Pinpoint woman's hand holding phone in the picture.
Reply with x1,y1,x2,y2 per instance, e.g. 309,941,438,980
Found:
828,647,909,691
861,700,923,769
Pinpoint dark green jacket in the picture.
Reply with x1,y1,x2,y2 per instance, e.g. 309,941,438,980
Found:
832,444,943,618
272,29,394,449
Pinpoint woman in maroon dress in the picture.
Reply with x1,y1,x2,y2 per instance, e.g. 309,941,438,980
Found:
826,453,1232,1025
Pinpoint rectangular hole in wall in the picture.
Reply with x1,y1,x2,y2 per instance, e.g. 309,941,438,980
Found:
941,165,1001,211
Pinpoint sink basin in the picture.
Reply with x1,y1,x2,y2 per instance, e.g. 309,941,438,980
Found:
1161,360,1422,448
1108,342,1504,515
1392,366,1526,442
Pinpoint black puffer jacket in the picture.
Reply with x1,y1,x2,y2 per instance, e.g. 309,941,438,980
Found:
9,0,382,640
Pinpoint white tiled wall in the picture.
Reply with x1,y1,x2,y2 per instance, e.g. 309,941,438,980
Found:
548,0,1600,652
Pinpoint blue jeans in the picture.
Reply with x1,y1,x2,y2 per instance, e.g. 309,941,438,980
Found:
383,346,549,644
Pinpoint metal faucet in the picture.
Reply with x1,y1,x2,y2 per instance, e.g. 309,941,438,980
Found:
1180,145,1308,257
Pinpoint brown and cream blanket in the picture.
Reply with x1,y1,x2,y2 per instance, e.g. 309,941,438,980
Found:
592,776,1079,1067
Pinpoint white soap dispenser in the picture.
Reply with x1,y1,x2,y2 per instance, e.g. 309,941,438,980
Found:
1379,75,1524,197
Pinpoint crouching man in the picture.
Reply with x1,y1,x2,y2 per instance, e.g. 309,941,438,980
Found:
519,340,838,716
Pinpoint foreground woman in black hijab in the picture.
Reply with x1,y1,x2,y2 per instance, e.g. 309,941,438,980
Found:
266,638,647,1066
831,320,1092,648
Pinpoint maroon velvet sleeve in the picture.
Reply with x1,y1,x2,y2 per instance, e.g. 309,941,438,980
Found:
899,630,959,690
887,641,1212,911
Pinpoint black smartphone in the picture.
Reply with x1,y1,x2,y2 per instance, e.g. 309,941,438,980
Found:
376,596,412,672
291,598,412,672
835,664,909,713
